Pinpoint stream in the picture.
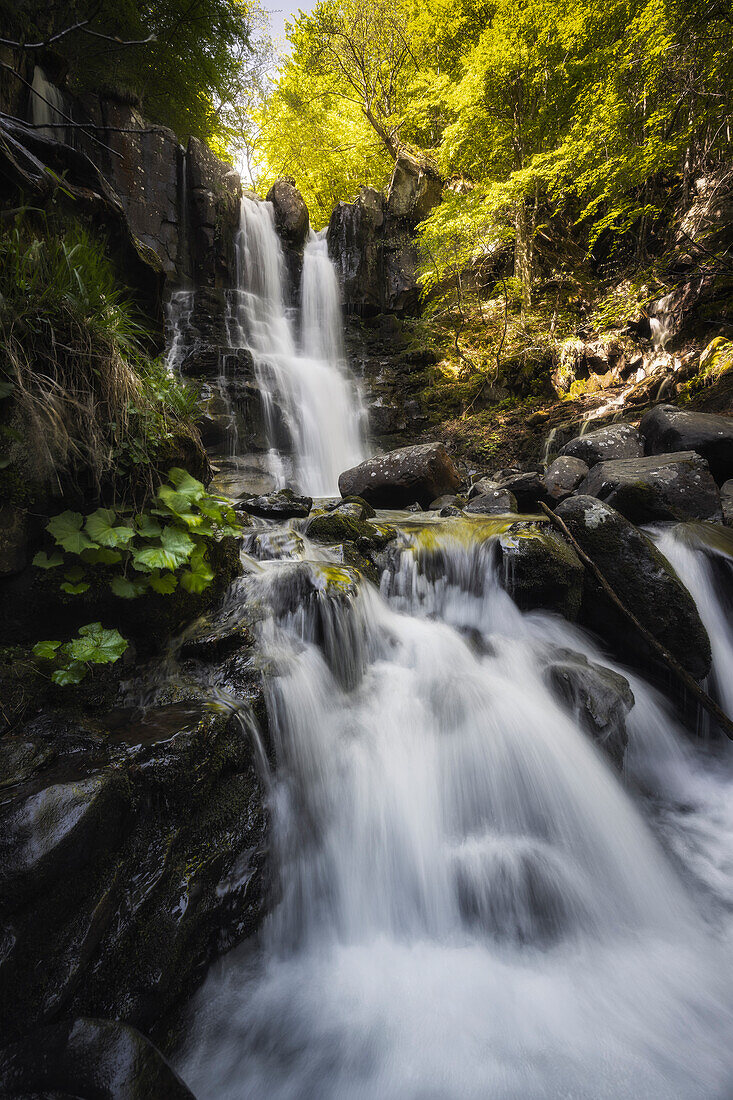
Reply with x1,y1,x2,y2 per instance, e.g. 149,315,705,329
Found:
173,199,733,1098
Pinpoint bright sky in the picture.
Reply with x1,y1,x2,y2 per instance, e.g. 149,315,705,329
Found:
266,0,308,43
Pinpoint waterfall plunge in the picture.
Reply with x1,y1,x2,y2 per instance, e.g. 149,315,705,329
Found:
233,199,366,496
179,520,733,1100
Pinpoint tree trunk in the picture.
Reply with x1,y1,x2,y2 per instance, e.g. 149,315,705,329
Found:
514,203,533,311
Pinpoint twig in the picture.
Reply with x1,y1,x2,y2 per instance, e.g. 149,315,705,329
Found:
0,113,178,141
539,501,733,741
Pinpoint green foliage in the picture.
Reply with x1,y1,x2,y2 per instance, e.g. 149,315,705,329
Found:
0,214,199,498
33,623,128,685
4,0,268,149
33,468,240,604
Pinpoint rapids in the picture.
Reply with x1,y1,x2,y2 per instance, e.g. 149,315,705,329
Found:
172,212,733,1099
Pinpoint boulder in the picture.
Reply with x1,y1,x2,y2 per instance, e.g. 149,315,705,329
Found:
493,470,547,512
543,654,634,767
266,178,310,295
266,178,310,252
559,423,643,467
496,526,585,620
385,157,442,228
465,489,518,515
467,478,498,500
338,443,461,508
239,489,312,519
542,456,589,503
555,495,711,680
430,494,461,510
640,404,733,484
0,1017,195,1099
721,480,733,527
579,451,721,524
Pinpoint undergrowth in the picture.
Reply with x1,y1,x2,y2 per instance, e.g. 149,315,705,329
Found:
0,212,199,505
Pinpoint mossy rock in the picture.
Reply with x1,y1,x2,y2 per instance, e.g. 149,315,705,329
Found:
497,523,585,619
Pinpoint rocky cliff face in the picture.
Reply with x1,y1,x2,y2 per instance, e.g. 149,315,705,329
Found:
327,157,442,316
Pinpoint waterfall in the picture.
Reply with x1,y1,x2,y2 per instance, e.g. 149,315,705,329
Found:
30,66,68,143
178,518,733,1099
233,198,366,497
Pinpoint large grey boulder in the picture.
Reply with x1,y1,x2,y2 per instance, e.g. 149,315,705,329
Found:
555,495,711,680
544,654,634,768
386,157,442,228
339,443,461,508
559,423,643,467
641,404,733,484
543,456,589,503
493,470,548,512
579,451,721,524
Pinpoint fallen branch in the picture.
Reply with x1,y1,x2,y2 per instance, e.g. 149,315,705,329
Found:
539,501,733,740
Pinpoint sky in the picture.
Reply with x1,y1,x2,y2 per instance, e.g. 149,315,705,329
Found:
266,0,308,44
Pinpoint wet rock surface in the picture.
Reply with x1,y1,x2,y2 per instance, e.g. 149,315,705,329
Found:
542,456,589,503
497,524,585,620
339,442,461,508
266,178,310,294
0,676,268,1043
559,424,644,467
555,494,711,680
465,489,518,515
641,404,733,484
543,653,634,767
579,451,722,523
239,489,313,519
0,1016,195,1099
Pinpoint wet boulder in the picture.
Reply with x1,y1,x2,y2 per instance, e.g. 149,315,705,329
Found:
0,771,129,910
266,178,310,295
555,495,711,680
640,404,733,484
338,443,461,508
579,451,722,524
496,525,584,620
493,470,547,512
240,489,313,519
543,653,634,767
559,423,643,467
0,1017,195,1099
465,489,518,515
542,456,589,504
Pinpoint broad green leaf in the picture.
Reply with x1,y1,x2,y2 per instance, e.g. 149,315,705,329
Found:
33,639,62,659
134,513,162,538
47,511,95,554
156,486,203,523
110,575,149,599
0,458,10,469
52,662,87,685
180,567,214,593
61,581,90,595
64,565,86,583
33,551,63,569
167,468,205,499
149,571,178,595
80,547,123,565
161,525,195,560
85,508,136,548
70,623,128,665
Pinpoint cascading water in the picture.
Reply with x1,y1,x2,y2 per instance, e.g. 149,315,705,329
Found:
177,515,733,1099
232,199,366,496
30,66,69,143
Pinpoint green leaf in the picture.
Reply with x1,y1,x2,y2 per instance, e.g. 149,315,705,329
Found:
149,571,178,595
180,544,214,593
132,525,194,572
0,458,10,469
80,547,123,566
85,508,136,548
69,623,128,665
61,581,90,595
110,575,149,599
47,511,95,554
64,565,86,583
167,468,205,499
52,662,87,685
33,639,62,660
134,513,162,538
33,551,63,569
156,486,203,523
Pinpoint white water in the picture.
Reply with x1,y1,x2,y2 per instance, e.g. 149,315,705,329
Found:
179,519,733,1099
31,66,69,143
232,199,366,495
